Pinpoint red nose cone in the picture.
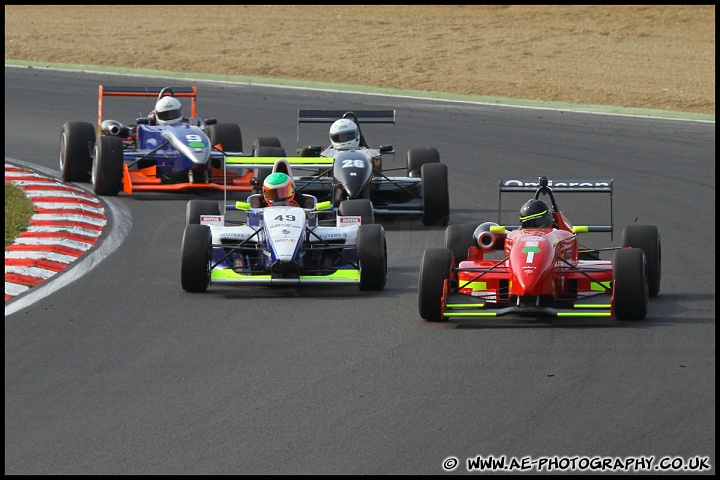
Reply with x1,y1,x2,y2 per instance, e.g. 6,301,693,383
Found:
509,234,554,295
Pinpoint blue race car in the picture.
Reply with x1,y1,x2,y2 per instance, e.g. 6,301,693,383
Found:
59,85,254,196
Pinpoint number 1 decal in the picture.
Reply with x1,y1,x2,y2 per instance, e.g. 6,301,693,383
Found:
522,246,541,263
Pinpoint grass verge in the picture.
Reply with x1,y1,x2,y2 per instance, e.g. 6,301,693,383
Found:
5,181,35,247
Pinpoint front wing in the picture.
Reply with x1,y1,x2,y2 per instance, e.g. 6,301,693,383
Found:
443,260,615,319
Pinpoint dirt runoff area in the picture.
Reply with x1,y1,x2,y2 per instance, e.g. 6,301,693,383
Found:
4,5,715,116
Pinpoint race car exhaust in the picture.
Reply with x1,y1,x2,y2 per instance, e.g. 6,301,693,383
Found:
100,119,130,138
478,231,504,252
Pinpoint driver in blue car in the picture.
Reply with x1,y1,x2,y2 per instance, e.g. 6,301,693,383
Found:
148,95,184,126
263,172,299,207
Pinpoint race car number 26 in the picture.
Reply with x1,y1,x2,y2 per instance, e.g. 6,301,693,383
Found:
342,159,365,168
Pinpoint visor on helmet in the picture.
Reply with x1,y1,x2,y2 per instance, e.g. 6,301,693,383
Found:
520,209,552,228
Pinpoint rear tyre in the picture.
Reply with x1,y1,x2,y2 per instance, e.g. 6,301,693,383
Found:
407,147,440,177
421,162,450,226
181,224,212,293
339,199,375,225
60,121,96,182
206,123,243,153
186,199,221,225
92,135,123,196
253,145,287,187
613,248,648,320
252,137,282,154
444,223,476,263
418,248,453,322
622,224,661,297
357,223,387,291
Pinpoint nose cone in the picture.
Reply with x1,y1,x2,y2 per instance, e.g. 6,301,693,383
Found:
333,151,371,199
509,235,555,295
513,270,553,296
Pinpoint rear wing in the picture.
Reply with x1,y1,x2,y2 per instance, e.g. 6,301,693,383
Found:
224,156,333,171
296,109,396,151
498,178,614,239
97,85,198,131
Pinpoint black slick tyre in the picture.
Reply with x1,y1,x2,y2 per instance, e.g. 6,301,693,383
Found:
186,200,221,225
60,121,96,182
613,248,649,320
91,135,123,196
356,223,387,291
444,224,476,263
181,224,212,293
418,248,453,322
339,199,375,225
622,224,661,297
421,162,450,226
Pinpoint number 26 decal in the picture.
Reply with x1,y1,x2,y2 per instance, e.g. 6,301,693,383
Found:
341,159,365,168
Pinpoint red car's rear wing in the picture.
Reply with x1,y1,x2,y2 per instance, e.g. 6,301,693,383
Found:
498,178,614,239
97,85,198,131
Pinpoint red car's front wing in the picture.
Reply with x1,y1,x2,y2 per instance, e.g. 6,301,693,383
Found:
442,258,615,319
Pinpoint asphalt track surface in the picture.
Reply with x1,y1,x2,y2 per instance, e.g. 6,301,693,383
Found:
4,66,715,475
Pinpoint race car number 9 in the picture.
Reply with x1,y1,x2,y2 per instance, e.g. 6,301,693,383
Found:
186,134,204,142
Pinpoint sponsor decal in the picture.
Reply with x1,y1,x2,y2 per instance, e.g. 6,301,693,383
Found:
502,179,610,188
338,216,361,224
319,232,347,239
200,215,223,225
221,232,247,239
522,245,541,263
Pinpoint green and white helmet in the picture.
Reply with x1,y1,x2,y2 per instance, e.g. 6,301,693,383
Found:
263,172,295,205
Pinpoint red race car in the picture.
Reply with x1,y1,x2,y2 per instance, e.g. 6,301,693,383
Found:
418,176,661,321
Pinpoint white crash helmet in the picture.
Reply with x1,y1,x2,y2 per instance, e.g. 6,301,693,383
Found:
155,96,183,125
329,118,360,150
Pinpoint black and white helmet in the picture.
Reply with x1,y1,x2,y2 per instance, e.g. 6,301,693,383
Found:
155,96,183,125
329,118,360,150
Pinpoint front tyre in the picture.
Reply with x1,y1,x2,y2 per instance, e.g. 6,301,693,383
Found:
356,223,387,291
339,199,375,225
186,200,221,225
181,224,212,292
622,224,661,297
60,121,96,182
92,135,123,196
613,248,649,320
418,248,453,322
421,162,450,226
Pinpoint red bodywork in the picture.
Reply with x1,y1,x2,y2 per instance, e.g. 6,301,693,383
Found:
459,211,613,307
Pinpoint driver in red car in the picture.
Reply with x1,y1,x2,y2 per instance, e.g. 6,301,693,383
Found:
518,198,554,229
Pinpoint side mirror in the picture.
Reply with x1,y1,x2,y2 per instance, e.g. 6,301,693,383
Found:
379,145,394,154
